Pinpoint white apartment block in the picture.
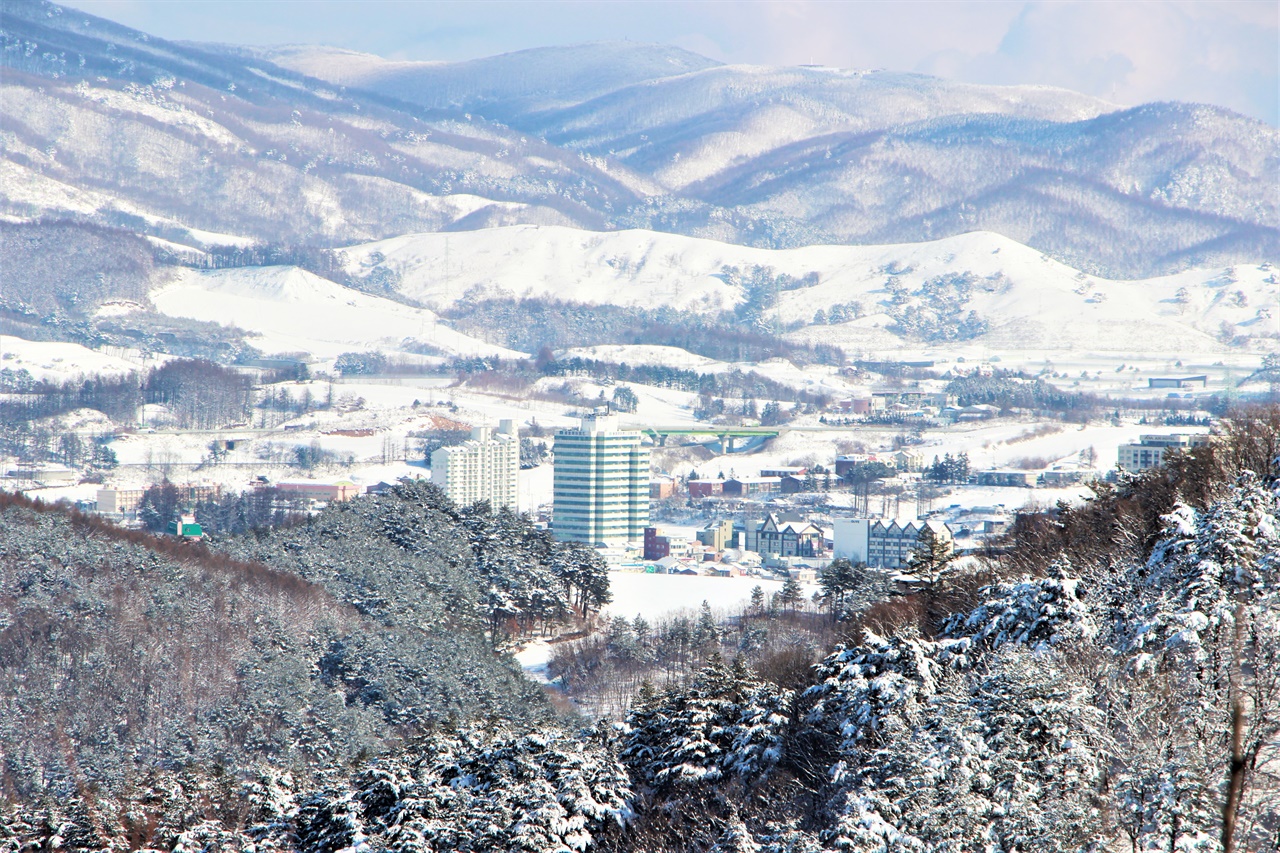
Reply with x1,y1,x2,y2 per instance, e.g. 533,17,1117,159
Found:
553,413,650,545
1116,433,1209,472
833,517,952,569
430,420,520,509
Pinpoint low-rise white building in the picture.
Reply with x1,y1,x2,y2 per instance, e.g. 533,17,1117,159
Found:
833,517,953,569
1117,433,1209,472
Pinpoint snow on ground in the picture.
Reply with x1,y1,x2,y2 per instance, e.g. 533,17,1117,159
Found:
930,422,1209,473
148,266,524,360
16,483,102,504
514,640,554,683
180,225,256,249
0,159,121,217
346,226,742,312
648,415,1213,517
440,385,583,432
73,82,243,148
513,574,797,686
0,336,149,381
604,572,817,622
745,359,854,397
619,384,702,427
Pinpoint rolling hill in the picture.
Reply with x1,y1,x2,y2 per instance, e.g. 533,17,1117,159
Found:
125,225,1277,363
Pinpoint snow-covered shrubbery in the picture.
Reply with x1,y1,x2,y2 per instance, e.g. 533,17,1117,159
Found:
621,654,791,791
941,563,1096,657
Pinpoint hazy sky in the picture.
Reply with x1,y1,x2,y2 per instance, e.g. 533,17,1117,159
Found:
60,0,1279,124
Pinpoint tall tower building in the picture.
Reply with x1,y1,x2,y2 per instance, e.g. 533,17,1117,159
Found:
553,413,650,544
430,419,520,509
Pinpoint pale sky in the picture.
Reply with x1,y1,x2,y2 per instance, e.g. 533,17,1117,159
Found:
58,0,1280,124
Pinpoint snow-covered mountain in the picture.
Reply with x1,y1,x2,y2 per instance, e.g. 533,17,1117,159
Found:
260,45,1280,278
129,226,1274,363
0,1,640,248
2,0,1276,282
239,42,721,116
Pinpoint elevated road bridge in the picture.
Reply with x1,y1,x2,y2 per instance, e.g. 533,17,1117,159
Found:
636,424,867,453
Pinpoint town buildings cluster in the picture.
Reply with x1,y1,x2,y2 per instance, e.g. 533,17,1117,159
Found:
73,412,1206,570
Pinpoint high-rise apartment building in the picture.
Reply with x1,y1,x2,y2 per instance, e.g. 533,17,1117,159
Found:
553,413,650,544
430,420,520,509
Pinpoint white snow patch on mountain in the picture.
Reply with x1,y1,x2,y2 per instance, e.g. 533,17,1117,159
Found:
557,345,727,371
149,266,524,360
0,336,146,381
73,82,242,148
0,160,116,217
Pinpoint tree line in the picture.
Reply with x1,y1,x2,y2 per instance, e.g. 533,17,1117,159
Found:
438,294,845,366
0,358,255,440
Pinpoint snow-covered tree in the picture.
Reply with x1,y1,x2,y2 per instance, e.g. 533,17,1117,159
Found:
621,655,791,791
942,560,1097,658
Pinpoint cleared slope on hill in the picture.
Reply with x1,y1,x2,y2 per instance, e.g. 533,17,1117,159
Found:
145,265,523,359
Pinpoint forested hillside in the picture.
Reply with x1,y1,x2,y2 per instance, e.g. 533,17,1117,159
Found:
4,414,1279,850
0,481,613,849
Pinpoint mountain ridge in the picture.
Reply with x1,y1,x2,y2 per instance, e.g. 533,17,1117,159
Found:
1,0,1276,280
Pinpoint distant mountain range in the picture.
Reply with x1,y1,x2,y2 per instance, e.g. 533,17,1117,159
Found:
1,0,1277,283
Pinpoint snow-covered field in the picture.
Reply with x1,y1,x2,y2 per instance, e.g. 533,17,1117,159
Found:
0,336,150,381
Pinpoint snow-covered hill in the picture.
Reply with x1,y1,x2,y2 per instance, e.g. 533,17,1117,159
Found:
0,335,148,382
145,266,521,360
248,42,721,116
264,44,1280,278
0,2,640,249
343,225,1278,356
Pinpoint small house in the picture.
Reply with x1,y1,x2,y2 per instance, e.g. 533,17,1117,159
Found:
167,513,204,540
722,476,782,497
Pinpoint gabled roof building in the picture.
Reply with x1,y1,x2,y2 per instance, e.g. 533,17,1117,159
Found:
743,512,826,558
833,517,953,569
